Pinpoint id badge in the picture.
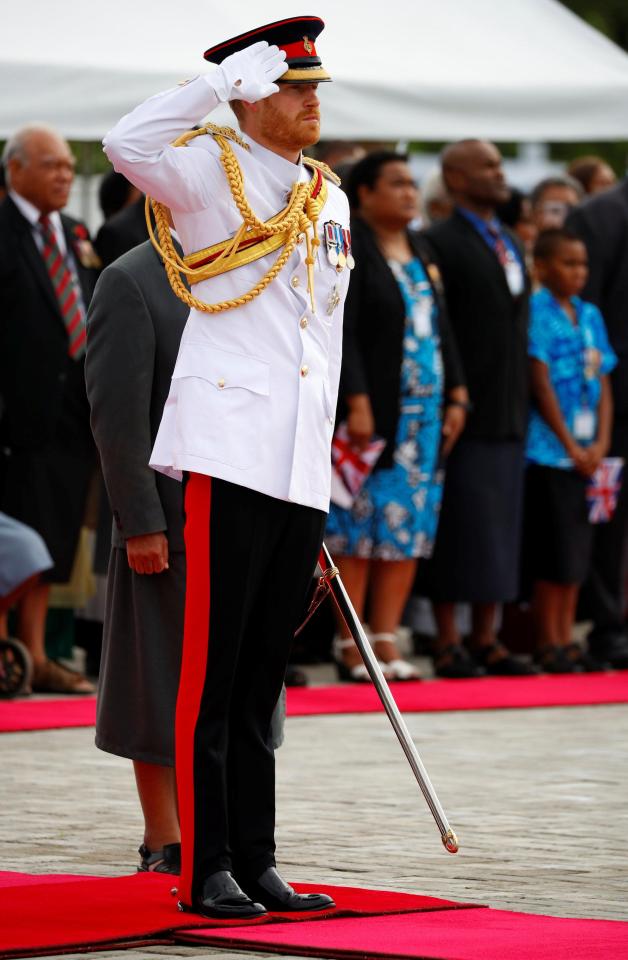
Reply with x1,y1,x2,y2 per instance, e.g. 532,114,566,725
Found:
411,295,433,338
573,407,595,441
505,256,524,296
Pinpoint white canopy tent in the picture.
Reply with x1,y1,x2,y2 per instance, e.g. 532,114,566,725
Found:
2,0,628,141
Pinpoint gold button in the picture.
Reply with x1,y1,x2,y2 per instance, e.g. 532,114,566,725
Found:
300,317,308,329
217,378,225,389
300,364,309,377
291,275,300,289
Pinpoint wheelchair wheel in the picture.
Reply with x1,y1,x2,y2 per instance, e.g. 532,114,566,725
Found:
0,637,33,698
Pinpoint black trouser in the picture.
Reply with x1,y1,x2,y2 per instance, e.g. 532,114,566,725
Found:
578,415,628,636
176,474,325,905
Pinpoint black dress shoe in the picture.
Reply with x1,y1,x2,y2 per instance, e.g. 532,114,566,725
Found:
587,631,628,670
238,867,335,912
193,870,267,920
564,642,610,673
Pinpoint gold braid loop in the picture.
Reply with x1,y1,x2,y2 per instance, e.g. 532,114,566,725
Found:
146,129,325,315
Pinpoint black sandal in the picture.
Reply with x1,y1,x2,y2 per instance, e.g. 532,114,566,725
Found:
138,842,181,874
433,644,485,679
536,645,581,674
474,641,539,676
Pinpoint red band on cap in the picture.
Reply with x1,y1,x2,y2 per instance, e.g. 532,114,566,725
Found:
280,38,317,59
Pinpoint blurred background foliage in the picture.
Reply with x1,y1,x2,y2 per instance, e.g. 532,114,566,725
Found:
552,0,628,172
562,0,628,51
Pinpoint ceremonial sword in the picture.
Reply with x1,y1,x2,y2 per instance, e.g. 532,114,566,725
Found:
296,542,459,854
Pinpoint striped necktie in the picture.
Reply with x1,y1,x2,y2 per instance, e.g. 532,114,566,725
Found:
39,214,87,359
487,222,509,269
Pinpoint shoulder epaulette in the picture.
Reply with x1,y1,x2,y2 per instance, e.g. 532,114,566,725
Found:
304,157,342,187
171,124,250,151
203,123,250,150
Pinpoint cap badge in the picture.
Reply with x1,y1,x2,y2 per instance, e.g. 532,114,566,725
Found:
303,36,313,54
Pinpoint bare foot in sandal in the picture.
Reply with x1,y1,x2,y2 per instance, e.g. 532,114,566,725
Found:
31,658,95,694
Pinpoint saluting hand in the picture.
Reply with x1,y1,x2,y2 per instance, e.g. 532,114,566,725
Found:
217,41,287,103
126,532,169,575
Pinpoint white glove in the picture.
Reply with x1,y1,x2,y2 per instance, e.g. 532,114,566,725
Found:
211,41,287,103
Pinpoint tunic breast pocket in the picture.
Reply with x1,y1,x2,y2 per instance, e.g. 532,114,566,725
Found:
172,342,270,469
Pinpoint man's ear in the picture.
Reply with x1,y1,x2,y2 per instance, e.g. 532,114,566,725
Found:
356,182,371,210
442,167,464,194
7,156,21,180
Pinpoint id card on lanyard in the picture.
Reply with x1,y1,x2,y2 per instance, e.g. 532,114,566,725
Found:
504,250,525,296
389,260,434,338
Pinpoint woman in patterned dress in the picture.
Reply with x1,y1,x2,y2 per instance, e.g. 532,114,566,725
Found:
326,152,469,681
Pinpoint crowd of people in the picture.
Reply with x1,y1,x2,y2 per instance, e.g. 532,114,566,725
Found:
1,125,628,699
319,143,628,681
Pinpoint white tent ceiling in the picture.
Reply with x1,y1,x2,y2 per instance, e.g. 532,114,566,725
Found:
3,0,628,141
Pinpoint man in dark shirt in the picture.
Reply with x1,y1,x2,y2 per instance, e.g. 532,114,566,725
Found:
421,139,534,678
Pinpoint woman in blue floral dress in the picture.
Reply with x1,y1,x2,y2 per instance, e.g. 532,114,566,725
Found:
326,152,469,681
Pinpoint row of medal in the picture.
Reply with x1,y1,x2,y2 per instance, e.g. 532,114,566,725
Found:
323,220,355,271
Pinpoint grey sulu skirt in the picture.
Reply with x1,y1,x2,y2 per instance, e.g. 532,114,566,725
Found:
96,546,284,766
419,438,525,604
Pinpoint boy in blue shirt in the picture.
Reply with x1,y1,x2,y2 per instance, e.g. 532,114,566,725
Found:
525,228,616,673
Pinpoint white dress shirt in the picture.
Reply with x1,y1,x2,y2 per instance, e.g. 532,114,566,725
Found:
104,75,351,512
10,190,67,256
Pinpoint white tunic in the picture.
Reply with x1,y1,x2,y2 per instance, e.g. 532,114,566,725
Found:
104,75,350,513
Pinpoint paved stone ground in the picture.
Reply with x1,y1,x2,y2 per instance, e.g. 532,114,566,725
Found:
2,665,627,959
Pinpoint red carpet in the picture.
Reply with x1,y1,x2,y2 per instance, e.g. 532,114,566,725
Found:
178,907,628,959
0,697,96,733
287,673,628,716
0,871,470,958
1,673,627,733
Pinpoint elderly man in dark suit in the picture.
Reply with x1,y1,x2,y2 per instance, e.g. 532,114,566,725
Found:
567,180,628,669
0,124,99,694
86,231,285,872
421,140,535,678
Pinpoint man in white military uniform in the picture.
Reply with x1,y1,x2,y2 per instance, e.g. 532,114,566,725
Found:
104,17,351,920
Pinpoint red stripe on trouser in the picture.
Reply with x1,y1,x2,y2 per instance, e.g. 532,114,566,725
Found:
175,473,212,906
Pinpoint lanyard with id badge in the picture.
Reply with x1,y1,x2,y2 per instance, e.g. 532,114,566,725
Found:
572,320,599,443
388,259,435,338
504,249,525,297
